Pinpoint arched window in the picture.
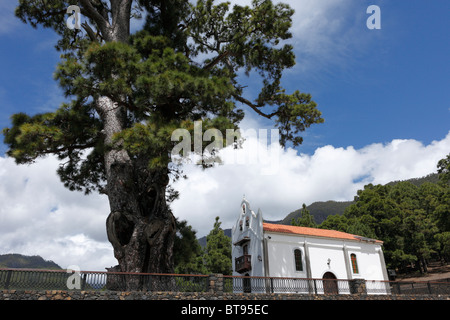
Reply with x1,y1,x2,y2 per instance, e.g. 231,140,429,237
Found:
294,249,303,271
350,254,359,274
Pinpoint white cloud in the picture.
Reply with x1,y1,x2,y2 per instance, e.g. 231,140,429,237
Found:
0,2,23,35
224,0,365,75
171,131,450,238
0,155,114,271
1,132,449,271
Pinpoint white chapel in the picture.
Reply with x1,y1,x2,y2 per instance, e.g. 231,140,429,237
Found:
231,198,390,294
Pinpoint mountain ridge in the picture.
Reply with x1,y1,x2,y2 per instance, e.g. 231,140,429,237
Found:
0,253,62,270
270,172,439,226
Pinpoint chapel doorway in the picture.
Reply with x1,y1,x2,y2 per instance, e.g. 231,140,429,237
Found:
243,273,251,293
322,272,338,294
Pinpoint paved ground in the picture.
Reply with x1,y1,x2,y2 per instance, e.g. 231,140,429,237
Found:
397,263,450,282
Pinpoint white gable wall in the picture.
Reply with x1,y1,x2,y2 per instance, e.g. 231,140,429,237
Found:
231,199,389,294
264,233,309,278
264,231,387,281
231,199,265,278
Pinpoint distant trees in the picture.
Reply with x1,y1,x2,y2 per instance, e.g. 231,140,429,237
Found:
319,154,450,273
174,216,231,275
437,153,450,185
203,217,232,275
291,203,317,228
283,200,353,225
173,219,208,274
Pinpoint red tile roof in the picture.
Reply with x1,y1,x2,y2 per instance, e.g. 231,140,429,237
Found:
263,223,383,244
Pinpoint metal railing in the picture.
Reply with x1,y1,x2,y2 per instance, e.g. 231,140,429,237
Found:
224,276,450,295
224,275,354,294
0,268,208,292
1,268,450,295
366,279,450,295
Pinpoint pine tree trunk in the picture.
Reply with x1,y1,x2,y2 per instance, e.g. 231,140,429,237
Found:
105,163,176,291
98,96,176,291
84,3,176,290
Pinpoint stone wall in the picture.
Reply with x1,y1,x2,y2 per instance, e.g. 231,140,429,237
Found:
1,289,449,300
1,273,449,300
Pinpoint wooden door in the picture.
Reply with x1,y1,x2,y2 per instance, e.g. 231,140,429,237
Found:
323,272,338,294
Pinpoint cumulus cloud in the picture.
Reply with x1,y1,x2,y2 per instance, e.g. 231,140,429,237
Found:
1,132,448,270
171,131,450,238
0,155,114,270
224,0,365,74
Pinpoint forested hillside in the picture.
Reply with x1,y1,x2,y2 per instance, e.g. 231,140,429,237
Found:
280,200,353,225
0,254,62,269
277,164,450,274
319,179,449,273
386,173,440,187
281,173,440,225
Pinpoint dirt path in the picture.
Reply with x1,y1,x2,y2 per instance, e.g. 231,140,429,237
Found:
397,263,450,282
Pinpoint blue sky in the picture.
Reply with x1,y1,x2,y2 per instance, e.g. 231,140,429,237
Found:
281,0,450,154
0,1,449,155
0,1,449,270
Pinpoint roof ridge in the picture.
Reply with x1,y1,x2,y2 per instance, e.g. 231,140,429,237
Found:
262,222,382,244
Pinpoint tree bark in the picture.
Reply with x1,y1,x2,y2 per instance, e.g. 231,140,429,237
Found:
85,0,175,288
105,160,176,290
100,95,176,289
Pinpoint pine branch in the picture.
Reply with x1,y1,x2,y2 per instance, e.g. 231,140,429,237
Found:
232,94,278,119
203,50,231,71
81,21,98,42
40,141,97,155
79,0,111,40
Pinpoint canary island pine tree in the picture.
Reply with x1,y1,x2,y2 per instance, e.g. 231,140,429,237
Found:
3,0,323,289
